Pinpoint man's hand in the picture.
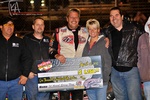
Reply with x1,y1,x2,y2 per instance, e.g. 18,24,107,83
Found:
55,54,66,63
104,37,110,48
28,72,37,79
19,75,27,85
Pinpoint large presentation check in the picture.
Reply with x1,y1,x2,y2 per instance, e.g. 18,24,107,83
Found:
37,55,103,92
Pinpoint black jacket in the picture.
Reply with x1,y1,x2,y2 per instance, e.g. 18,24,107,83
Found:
23,33,50,73
102,21,142,67
0,34,32,81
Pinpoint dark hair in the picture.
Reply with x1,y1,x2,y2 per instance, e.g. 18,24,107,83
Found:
33,17,44,25
110,7,122,16
0,16,14,25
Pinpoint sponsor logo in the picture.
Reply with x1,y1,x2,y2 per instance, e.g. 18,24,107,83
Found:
62,35,86,44
79,36,86,44
62,35,74,44
12,42,19,47
43,39,49,43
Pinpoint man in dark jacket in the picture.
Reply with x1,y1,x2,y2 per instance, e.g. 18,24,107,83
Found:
0,17,32,100
103,7,142,100
23,17,50,100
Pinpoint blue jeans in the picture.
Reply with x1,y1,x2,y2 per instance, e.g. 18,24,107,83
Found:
86,85,108,100
25,76,50,100
0,78,23,100
143,81,150,100
111,67,142,100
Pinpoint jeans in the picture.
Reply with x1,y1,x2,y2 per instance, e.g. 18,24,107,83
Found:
86,85,107,100
0,78,23,100
25,76,50,100
143,81,150,100
111,67,142,100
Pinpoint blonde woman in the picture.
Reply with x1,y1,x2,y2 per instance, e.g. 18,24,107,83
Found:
82,19,112,100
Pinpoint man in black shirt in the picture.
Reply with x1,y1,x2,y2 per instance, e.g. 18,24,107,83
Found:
103,7,142,100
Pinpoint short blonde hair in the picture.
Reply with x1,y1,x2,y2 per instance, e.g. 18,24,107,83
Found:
66,8,81,18
86,19,100,29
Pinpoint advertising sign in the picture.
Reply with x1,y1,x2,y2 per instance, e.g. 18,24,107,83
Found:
37,56,103,92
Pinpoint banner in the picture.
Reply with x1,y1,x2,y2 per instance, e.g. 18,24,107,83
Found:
37,55,103,92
